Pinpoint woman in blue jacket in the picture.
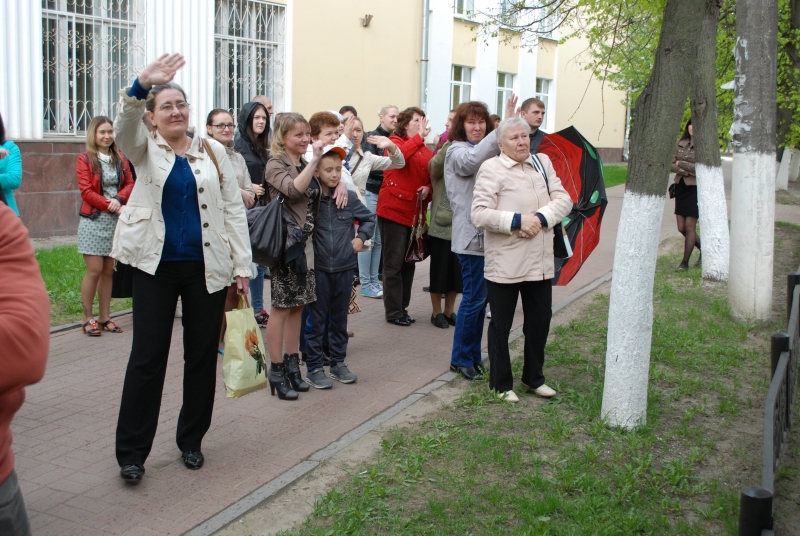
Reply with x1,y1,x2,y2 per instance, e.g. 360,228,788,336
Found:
0,114,23,216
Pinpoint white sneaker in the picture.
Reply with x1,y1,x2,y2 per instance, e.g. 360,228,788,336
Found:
373,284,384,297
498,390,519,403
175,305,183,318
531,384,557,398
486,310,492,318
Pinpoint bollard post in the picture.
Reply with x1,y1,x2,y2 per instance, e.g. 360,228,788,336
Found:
770,333,790,380
738,486,773,536
787,272,800,323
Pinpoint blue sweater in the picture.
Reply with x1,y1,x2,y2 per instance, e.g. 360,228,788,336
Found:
128,80,203,262
0,141,22,216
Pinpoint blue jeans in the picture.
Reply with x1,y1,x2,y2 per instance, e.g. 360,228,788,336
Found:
249,263,268,311
451,254,487,368
357,191,382,287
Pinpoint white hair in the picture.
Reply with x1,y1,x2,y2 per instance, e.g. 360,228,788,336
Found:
496,116,531,140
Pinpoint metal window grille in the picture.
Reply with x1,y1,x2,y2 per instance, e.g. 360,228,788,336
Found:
451,65,472,110
535,77,551,111
214,0,285,118
42,0,146,136
496,73,515,118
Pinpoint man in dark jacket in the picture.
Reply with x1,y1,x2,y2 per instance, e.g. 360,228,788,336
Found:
520,97,547,153
304,146,375,389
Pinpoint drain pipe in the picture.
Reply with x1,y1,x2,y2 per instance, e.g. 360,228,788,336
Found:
420,0,430,115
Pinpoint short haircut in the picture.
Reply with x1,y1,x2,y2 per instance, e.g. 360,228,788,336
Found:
520,97,545,112
309,112,341,138
271,113,310,159
379,105,399,117
339,105,357,116
489,114,501,125
145,82,188,112
395,107,426,138
496,116,531,141
448,101,494,143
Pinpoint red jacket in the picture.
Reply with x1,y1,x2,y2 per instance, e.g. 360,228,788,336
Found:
0,205,50,483
77,152,134,219
376,134,433,227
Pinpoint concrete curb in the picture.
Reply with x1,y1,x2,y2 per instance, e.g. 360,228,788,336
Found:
181,257,639,536
50,308,133,335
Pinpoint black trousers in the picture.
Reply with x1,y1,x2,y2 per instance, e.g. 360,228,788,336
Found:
486,279,552,393
378,217,415,321
305,270,351,370
116,261,227,466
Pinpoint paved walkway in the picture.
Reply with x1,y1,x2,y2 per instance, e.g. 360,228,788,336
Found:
15,180,800,536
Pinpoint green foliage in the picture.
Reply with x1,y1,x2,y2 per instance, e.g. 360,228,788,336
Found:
603,163,627,187
778,0,800,148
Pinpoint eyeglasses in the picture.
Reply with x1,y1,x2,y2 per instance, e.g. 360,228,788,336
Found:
158,102,190,112
212,123,235,130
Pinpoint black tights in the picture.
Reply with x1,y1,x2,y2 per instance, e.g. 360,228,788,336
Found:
676,215,701,265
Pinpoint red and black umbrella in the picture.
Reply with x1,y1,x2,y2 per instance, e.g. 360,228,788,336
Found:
538,126,608,286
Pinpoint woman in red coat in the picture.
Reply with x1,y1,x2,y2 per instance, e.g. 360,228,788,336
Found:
76,116,134,336
376,107,433,326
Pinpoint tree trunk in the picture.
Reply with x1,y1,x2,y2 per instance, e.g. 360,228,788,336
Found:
729,0,779,320
692,1,730,281
601,0,707,429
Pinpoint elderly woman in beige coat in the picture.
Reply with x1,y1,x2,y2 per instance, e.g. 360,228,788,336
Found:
471,117,572,403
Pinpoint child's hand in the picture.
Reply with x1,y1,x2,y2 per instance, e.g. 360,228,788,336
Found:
352,237,364,254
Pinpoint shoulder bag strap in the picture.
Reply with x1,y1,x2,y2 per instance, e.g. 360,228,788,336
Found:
349,152,365,176
529,154,550,194
200,138,224,185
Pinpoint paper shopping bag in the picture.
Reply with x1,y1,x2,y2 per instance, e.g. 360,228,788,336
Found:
223,294,267,398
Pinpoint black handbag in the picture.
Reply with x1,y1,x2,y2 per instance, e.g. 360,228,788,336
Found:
530,155,570,259
668,183,676,199
247,194,285,268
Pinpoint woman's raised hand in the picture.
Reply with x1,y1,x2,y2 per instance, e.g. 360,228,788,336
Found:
422,117,431,138
505,94,520,118
139,54,186,89
366,135,392,149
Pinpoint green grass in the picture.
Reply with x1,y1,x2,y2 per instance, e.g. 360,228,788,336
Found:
278,228,798,536
35,245,131,326
603,163,628,188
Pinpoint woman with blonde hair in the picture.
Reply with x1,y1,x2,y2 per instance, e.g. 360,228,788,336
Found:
76,116,134,336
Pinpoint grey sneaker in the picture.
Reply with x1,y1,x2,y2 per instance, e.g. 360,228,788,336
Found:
306,368,332,389
329,363,357,384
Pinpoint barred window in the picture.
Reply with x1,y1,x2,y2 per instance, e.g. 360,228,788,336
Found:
42,0,145,136
214,0,286,117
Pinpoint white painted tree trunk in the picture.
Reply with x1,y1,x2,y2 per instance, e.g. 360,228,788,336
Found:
776,149,792,190
789,148,800,182
696,164,730,281
601,192,665,429
729,152,775,320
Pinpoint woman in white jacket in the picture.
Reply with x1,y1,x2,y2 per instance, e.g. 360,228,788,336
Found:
111,54,252,482
471,117,572,403
336,116,405,298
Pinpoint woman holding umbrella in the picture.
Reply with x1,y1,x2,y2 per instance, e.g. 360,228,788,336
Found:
471,117,572,402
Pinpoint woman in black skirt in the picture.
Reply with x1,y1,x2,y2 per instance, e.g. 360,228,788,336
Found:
427,138,463,328
671,120,700,271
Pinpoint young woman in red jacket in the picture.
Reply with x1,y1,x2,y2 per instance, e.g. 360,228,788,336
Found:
376,107,433,326
76,116,133,336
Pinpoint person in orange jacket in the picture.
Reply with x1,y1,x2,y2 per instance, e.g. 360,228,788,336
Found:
0,203,50,535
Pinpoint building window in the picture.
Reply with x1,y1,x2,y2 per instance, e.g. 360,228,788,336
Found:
214,0,286,117
450,65,472,109
454,0,475,17
496,73,515,118
42,0,146,136
535,78,551,111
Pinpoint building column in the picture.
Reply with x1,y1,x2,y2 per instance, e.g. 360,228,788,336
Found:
472,0,499,114
146,0,215,130
426,0,455,136
0,0,44,139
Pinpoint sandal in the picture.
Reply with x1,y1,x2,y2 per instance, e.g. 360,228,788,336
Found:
100,319,123,333
82,320,102,337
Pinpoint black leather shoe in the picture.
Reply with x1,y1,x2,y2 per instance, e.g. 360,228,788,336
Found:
446,313,457,326
182,450,204,470
449,364,478,381
120,464,144,481
403,315,416,324
422,286,431,292
474,362,487,375
431,313,450,329
387,318,411,326
283,353,310,392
